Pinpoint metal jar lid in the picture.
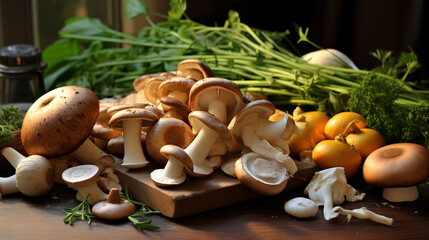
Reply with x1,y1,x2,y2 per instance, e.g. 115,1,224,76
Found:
0,44,46,74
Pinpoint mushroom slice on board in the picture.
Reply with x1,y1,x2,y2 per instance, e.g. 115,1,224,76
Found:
20,86,114,169
228,100,299,176
188,78,243,124
62,164,108,205
109,107,159,169
150,144,194,187
185,111,236,177
1,147,54,197
146,117,194,165
176,59,214,80
235,152,289,196
92,188,136,220
363,142,429,202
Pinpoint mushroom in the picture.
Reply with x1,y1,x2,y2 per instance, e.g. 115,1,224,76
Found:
284,197,318,218
332,206,394,226
109,107,159,169
228,100,299,176
97,167,123,193
304,167,365,221
159,96,191,122
235,152,288,196
90,123,122,150
221,152,241,178
50,155,77,184
188,78,243,124
157,77,195,105
150,144,194,187
145,117,194,165
20,86,115,169
144,76,168,107
0,175,19,197
176,59,214,80
62,164,108,205
1,147,54,197
362,142,429,202
92,188,136,220
184,110,236,176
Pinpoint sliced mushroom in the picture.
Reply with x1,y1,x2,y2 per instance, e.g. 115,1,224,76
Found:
235,152,288,196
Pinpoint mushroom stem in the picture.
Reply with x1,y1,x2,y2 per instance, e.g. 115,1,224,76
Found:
163,157,185,179
333,206,394,226
75,183,109,205
184,125,217,174
382,186,419,202
121,119,149,168
1,147,25,168
0,175,19,196
106,188,121,203
208,101,227,124
71,138,114,168
255,115,288,139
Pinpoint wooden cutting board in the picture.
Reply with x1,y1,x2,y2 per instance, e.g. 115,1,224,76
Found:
115,159,317,218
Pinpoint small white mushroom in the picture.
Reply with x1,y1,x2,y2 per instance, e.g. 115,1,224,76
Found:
304,167,365,221
62,164,108,205
1,147,54,197
284,197,318,218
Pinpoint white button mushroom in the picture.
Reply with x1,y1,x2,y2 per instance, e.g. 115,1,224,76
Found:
62,164,108,205
1,147,54,197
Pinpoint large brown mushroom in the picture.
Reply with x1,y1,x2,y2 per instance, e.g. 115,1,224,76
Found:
362,142,429,202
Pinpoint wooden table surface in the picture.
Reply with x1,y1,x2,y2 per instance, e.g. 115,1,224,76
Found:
1,166,428,240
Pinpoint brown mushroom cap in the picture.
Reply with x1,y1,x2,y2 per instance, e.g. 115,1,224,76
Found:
176,59,214,80
91,124,122,141
146,117,194,165
108,108,159,130
92,188,136,220
363,143,429,188
159,96,191,121
157,77,195,101
133,74,159,92
62,164,101,188
188,78,243,124
21,86,99,158
235,152,288,196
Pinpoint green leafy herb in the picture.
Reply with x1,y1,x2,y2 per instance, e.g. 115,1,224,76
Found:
121,186,160,231
63,196,95,225
0,106,24,146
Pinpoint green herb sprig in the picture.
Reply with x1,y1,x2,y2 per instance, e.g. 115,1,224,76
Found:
63,196,95,225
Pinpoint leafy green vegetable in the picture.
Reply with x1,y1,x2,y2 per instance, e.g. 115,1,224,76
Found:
43,0,429,146
0,106,24,146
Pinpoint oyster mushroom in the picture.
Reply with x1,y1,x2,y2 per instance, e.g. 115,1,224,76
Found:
1,147,54,197
228,100,299,176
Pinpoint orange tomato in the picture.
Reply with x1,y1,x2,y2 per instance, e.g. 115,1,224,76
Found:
312,137,362,179
324,112,367,139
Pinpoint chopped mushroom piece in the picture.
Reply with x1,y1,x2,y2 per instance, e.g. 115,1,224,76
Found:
109,107,160,169
62,164,108,205
332,206,393,226
235,152,288,196
363,142,429,202
92,188,136,220
1,147,54,197
284,197,318,218
304,167,365,221
229,100,299,176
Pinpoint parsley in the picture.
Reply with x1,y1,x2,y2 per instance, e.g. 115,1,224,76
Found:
0,106,24,146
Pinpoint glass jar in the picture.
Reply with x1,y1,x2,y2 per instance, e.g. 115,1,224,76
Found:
0,44,46,105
